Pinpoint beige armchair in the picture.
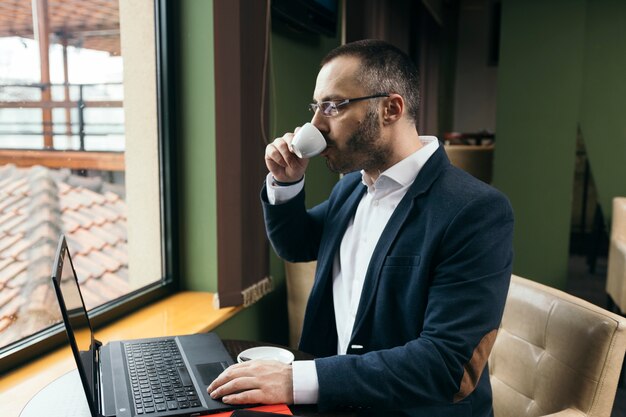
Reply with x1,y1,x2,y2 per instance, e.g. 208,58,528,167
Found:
489,275,626,417
444,144,494,183
284,260,316,348
606,197,626,313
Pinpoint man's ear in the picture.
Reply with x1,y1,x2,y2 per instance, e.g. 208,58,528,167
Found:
382,94,404,125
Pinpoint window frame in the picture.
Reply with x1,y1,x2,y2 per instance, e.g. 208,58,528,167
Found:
0,0,179,373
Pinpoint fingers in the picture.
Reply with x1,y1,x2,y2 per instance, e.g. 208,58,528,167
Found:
264,130,308,182
207,360,293,405
265,136,296,168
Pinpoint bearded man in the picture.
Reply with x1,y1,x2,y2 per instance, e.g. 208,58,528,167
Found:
209,39,514,417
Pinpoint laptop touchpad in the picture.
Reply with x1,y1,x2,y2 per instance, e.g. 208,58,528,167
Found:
196,361,229,385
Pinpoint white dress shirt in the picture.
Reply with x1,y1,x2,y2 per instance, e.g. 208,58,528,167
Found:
266,136,439,404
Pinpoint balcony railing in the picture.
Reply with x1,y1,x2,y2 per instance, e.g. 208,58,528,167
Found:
0,82,125,171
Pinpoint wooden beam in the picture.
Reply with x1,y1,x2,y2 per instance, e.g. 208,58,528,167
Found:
61,37,72,136
0,149,125,171
32,0,53,148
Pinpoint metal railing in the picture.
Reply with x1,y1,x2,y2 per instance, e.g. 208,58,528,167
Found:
0,82,124,151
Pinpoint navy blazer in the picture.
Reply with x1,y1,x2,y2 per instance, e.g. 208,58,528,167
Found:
262,146,514,416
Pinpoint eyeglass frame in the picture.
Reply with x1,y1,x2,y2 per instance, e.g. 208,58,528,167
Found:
308,93,390,117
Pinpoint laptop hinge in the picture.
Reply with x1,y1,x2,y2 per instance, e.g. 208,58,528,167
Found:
94,339,105,417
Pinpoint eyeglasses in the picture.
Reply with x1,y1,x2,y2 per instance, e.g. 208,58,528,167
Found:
308,93,390,117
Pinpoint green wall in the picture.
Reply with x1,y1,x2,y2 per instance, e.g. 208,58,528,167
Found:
178,0,218,293
579,0,626,222
494,0,626,288
494,0,585,289
176,1,339,343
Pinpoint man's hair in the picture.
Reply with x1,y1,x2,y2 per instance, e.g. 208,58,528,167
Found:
321,39,420,123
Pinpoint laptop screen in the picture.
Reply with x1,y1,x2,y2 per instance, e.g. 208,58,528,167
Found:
52,236,98,410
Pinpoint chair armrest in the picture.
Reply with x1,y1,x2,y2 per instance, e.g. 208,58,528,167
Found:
542,408,586,417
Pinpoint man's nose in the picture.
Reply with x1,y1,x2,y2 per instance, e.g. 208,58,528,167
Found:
310,110,329,135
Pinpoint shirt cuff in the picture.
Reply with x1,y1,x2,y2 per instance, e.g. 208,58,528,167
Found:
292,360,319,404
265,173,305,205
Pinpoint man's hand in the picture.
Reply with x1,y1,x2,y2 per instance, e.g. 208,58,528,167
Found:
207,360,294,405
265,128,309,183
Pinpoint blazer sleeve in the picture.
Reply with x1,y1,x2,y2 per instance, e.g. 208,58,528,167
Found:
313,188,514,411
261,183,328,263
260,173,362,263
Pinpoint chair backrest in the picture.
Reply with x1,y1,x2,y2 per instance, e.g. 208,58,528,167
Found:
444,144,494,183
489,275,626,417
611,197,626,244
607,197,626,311
284,260,316,348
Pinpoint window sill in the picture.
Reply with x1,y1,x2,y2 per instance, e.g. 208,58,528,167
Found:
0,291,242,417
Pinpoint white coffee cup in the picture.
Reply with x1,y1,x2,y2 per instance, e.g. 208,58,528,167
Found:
291,122,326,158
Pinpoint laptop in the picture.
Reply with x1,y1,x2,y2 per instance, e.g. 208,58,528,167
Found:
51,235,241,417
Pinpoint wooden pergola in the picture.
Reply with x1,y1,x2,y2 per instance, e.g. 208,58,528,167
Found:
0,0,124,171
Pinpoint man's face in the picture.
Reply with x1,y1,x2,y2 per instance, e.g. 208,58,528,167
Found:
311,56,391,174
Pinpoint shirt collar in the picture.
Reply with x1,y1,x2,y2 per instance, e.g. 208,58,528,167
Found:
362,136,439,189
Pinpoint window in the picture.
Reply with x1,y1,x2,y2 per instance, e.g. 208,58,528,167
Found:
0,0,176,372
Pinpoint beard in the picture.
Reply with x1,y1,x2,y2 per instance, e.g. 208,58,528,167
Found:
324,108,391,174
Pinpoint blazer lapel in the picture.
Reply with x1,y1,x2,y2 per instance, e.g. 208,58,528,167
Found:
350,146,450,339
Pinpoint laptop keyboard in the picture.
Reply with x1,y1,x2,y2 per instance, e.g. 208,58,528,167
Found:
125,339,202,414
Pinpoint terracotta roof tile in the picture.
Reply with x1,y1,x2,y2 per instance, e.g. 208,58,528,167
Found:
0,233,24,255
0,261,27,286
80,187,107,205
60,188,84,211
0,238,32,262
4,197,30,215
0,317,13,334
83,278,124,302
0,287,19,308
57,182,71,194
0,164,129,348
30,191,60,211
0,296,21,320
103,191,120,202
3,177,28,195
12,215,34,235
73,254,107,282
73,228,107,252
27,223,62,248
101,272,130,293
0,257,13,272
64,235,87,256
90,225,122,246
0,195,22,213
108,199,127,216
0,213,28,235
28,283,58,313
100,222,126,241
62,216,81,233
6,269,27,290
63,210,95,230
0,178,17,192
115,267,128,281
102,244,128,265
0,211,19,228
87,249,122,273
79,285,107,310
89,204,123,223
